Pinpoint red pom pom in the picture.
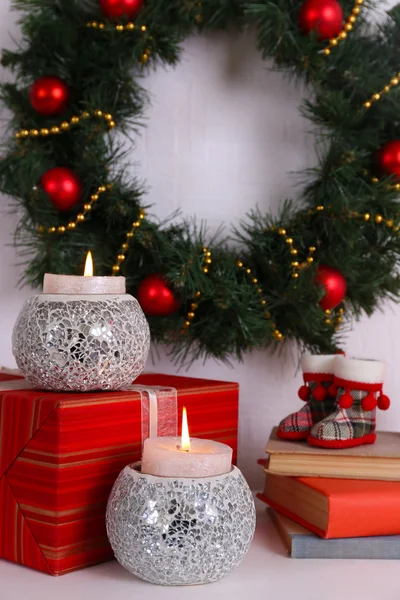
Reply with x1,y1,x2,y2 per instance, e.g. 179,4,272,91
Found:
41,167,82,211
328,383,338,397
362,393,377,412
375,140,400,179
298,385,309,401
99,0,144,21
315,265,347,311
339,391,353,409
299,0,344,40
29,76,70,116
137,274,180,317
312,384,328,402
378,394,391,411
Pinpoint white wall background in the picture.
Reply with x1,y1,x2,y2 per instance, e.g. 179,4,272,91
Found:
0,1,398,489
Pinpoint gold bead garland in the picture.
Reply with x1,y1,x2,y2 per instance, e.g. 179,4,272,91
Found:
182,291,202,332
363,72,400,109
304,245,316,269
195,2,203,24
269,220,330,333
360,167,400,193
86,21,151,63
86,21,147,33
335,305,345,328
38,184,112,235
360,71,400,186
304,204,400,232
324,306,345,329
276,227,303,279
112,209,146,274
16,109,115,140
324,308,332,326
236,259,284,341
371,175,400,193
322,0,363,56
270,202,400,333
182,247,212,332
269,205,399,336
140,48,152,64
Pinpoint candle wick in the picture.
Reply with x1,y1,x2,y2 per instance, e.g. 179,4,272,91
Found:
176,444,190,453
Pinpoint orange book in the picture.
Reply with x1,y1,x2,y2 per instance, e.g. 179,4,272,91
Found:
258,474,400,539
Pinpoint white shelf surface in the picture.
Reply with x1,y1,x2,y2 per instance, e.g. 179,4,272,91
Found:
1,498,399,600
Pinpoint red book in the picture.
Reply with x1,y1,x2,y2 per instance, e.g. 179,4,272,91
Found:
258,473,400,539
0,373,238,575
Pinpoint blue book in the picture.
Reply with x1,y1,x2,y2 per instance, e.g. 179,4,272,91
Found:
269,508,400,559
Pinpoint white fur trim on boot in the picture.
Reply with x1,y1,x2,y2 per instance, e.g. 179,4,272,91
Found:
301,354,337,375
334,356,386,384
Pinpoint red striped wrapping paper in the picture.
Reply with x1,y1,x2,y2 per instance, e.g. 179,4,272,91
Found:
0,373,239,576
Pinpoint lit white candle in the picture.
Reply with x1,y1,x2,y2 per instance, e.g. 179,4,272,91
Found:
141,407,233,478
43,251,126,294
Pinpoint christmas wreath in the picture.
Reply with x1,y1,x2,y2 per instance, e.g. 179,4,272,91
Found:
1,0,400,364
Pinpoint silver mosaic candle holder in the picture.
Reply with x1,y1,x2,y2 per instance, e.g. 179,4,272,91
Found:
106,463,256,586
12,294,150,391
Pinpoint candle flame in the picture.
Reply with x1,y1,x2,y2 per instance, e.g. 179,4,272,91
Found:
181,407,191,452
84,251,93,277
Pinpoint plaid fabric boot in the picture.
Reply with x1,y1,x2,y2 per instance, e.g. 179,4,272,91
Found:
277,355,338,441
308,356,390,449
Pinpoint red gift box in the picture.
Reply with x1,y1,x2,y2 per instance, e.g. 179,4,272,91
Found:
0,373,238,576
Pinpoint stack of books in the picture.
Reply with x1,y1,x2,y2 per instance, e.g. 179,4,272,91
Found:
258,428,400,559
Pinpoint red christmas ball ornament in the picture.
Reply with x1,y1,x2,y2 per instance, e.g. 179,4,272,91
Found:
137,274,180,317
315,265,347,311
99,0,144,21
299,0,344,40
41,167,83,212
29,76,70,116
375,140,400,179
